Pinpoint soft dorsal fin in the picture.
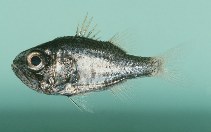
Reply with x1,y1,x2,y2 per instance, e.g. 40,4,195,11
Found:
108,31,131,53
76,13,101,40
109,33,121,45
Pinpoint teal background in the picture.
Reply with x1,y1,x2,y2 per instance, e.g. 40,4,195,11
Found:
1,0,211,132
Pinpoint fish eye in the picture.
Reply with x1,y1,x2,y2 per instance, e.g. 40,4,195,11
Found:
27,52,45,70
31,56,41,66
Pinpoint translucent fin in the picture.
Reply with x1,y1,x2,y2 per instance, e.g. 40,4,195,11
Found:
109,81,135,103
76,13,100,40
68,95,94,113
109,31,129,45
109,30,135,53
153,44,189,87
109,33,122,45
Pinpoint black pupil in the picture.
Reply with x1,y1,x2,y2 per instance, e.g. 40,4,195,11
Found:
31,56,41,66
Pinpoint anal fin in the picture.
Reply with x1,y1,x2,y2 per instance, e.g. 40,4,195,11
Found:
68,95,93,113
109,82,134,103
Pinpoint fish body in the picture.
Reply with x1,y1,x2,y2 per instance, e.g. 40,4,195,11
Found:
12,35,162,97
12,14,179,109
11,15,181,111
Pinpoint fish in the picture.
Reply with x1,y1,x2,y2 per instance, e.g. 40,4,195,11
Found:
12,15,181,111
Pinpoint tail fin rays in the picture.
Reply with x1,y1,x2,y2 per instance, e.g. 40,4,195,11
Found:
153,45,188,87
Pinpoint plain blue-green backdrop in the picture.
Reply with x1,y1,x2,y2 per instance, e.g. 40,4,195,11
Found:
1,0,211,132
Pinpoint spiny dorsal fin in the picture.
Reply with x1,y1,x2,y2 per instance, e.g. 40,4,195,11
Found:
76,13,101,40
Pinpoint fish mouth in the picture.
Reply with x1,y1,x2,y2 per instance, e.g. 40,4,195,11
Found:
11,64,33,89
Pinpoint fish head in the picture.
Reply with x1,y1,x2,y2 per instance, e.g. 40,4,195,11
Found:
12,42,78,95
11,47,53,94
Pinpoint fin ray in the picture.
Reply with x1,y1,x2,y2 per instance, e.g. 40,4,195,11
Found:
109,82,134,102
76,14,100,40
108,30,134,53
68,95,94,113
153,44,190,88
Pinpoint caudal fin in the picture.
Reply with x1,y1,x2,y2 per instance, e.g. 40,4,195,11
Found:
153,45,187,86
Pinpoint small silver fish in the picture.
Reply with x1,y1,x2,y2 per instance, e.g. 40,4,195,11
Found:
12,15,179,110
